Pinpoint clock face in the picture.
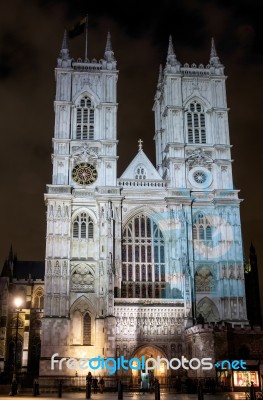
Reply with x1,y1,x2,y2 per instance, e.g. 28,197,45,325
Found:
72,163,98,185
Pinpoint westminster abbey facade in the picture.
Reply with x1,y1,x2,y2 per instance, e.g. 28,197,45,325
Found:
38,30,249,380
2,29,261,387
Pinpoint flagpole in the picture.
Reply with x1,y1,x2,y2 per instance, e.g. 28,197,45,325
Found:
84,14,88,61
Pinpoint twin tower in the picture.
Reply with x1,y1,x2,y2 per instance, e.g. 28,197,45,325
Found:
40,30,247,378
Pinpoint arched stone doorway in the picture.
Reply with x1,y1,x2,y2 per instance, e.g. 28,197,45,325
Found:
131,345,168,386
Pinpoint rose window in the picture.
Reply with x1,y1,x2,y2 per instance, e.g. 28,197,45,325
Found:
193,170,207,184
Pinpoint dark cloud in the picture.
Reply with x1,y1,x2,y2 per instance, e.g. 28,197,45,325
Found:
0,30,36,79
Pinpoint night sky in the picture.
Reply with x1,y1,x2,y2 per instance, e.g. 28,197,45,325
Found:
0,0,262,277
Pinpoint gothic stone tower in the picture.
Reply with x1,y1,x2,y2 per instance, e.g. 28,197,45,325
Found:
152,37,247,325
40,31,248,379
40,31,120,375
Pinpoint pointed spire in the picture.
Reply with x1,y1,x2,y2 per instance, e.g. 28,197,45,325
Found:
105,32,112,52
57,30,71,68
61,29,69,51
158,64,163,85
156,64,163,91
166,35,180,68
168,35,175,56
104,31,115,62
210,37,217,58
209,37,221,67
59,30,70,62
1,259,11,278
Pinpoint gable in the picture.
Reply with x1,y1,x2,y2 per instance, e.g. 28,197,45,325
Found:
119,150,162,180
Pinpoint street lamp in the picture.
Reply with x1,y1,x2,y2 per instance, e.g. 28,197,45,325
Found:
13,297,23,380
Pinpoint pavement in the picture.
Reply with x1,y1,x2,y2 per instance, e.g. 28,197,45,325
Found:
0,391,248,400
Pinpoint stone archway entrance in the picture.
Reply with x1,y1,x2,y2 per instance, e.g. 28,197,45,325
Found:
131,345,168,386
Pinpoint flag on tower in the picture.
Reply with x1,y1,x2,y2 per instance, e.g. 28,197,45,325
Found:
68,16,87,38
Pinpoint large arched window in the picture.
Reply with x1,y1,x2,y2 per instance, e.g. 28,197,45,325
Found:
121,214,165,298
73,213,94,239
83,313,91,345
186,101,206,144
193,213,212,241
76,96,95,140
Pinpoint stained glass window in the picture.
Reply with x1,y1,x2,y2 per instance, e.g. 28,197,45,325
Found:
141,246,146,262
121,214,165,298
148,284,153,298
155,284,160,298
122,265,127,281
155,265,160,282
121,283,127,297
142,284,146,298
136,265,140,281
148,265,152,281
161,265,165,282
142,265,146,281
128,284,133,298
128,265,133,281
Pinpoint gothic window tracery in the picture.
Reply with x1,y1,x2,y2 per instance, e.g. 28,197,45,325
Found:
193,213,212,241
195,269,216,292
121,214,165,298
186,101,206,144
76,96,95,140
72,213,94,239
32,288,44,309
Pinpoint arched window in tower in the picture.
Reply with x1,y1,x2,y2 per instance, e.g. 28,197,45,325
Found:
121,214,165,299
76,96,95,140
32,288,44,309
186,101,206,144
83,313,91,345
193,213,212,241
72,213,94,239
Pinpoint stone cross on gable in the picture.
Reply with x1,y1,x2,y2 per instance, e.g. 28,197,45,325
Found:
138,139,143,151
